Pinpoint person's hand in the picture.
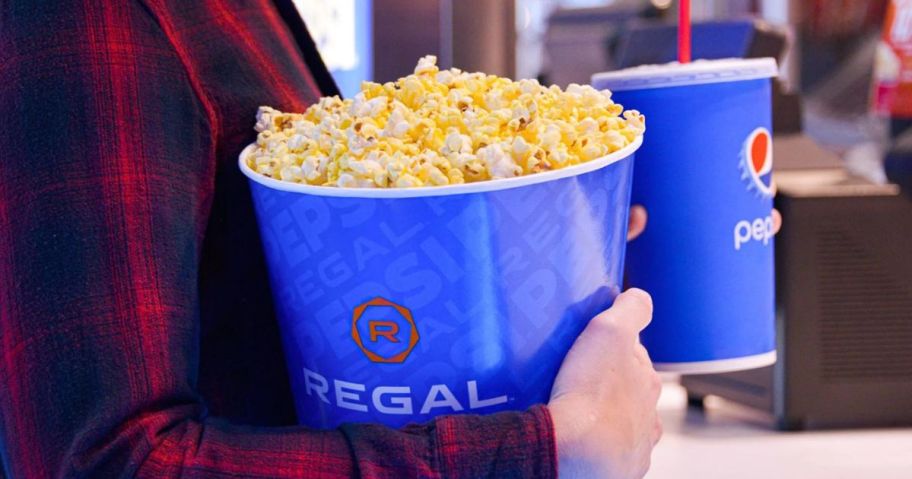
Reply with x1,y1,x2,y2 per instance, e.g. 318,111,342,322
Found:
770,181,782,235
548,289,662,478
627,205,648,241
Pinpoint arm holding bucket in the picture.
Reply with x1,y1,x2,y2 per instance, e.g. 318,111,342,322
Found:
0,4,556,478
550,289,663,478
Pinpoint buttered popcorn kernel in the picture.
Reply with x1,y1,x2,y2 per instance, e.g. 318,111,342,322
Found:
249,56,644,188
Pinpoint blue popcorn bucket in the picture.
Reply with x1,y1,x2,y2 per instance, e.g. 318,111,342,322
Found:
239,137,641,428
593,59,778,374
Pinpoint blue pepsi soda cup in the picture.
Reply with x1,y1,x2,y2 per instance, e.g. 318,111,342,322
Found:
239,138,641,428
592,59,778,373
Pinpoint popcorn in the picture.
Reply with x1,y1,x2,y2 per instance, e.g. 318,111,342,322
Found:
249,56,644,188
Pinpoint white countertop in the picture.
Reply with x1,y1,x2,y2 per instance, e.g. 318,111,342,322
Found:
648,380,912,479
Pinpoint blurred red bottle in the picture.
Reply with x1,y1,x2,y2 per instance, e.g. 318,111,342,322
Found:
873,0,912,119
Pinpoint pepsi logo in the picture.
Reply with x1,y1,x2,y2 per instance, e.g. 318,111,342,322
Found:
740,127,773,197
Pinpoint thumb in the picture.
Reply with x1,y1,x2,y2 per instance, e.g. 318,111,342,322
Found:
590,288,653,337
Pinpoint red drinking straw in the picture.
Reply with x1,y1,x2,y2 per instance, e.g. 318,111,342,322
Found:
678,0,691,63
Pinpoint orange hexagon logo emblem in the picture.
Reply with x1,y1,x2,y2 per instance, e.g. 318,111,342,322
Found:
352,297,419,363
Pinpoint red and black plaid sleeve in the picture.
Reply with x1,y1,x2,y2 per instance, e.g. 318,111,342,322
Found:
0,1,557,478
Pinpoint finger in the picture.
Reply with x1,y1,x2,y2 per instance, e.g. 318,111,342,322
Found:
595,288,653,336
634,343,652,366
771,179,778,197
772,208,782,235
649,370,662,403
653,416,663,445
627,205,648,241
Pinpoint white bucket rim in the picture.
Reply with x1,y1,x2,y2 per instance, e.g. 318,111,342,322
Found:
238,134,642,198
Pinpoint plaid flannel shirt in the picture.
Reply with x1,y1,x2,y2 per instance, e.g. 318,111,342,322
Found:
0,1,557,477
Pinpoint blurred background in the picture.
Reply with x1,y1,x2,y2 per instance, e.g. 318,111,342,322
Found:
295,1,912,477
296,0,912,197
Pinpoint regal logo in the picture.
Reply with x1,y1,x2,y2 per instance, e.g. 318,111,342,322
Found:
352,297,419,363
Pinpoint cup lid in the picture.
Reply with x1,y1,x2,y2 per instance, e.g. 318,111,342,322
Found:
591,58,778,92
